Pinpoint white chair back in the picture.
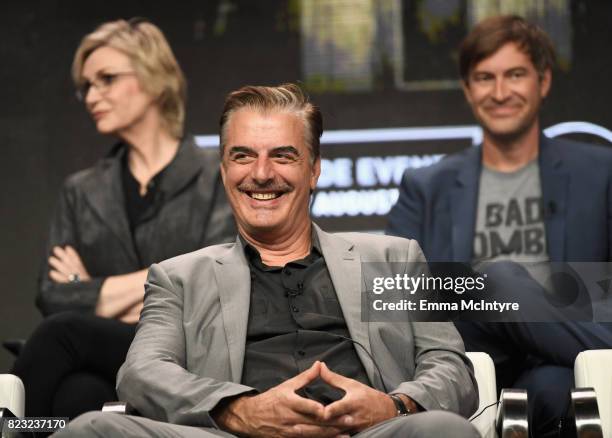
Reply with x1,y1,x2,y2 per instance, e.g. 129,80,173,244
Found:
575,350,612,438
0,374,25,417
467,352,498,438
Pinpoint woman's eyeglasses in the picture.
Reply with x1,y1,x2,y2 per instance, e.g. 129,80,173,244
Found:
76,71,135,102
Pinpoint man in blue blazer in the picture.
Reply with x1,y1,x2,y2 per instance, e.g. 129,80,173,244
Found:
387,15,612,438
387,134,612,264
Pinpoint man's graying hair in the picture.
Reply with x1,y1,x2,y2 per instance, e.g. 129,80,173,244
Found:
219,83,322,163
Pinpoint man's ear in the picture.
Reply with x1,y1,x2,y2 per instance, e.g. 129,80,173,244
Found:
540,68,552,98
219,161,226,186
461,79,473,105
310,156,321,192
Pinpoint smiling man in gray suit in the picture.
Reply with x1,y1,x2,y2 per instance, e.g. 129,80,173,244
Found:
56,84,478,438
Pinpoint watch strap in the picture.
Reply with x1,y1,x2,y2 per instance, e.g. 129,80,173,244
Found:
389,393,411,416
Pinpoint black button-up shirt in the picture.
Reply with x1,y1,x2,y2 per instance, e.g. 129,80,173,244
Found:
241,234,371,405
121,152,168,233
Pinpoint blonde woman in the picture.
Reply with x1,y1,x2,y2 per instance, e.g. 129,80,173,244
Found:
13,18,234,420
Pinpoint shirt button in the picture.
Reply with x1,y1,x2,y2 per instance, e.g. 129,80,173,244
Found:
298,350,306,356
292,306,299,313
284,270,292,276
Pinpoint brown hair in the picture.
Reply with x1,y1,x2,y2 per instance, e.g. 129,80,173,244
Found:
219,83,323,162
72,18,186,139
459,15,556,83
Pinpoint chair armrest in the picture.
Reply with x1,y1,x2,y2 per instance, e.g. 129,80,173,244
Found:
466,352,498,438
575,350,612,437
495,388,528,438
102,402,139,416
0,375,25,418
565,388,603,438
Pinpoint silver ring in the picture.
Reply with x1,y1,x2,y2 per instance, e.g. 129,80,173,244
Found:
68,273,80,283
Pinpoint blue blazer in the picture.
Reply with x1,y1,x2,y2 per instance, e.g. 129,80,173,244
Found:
386,135,612,263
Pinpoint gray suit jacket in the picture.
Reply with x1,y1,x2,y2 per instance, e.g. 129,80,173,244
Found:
117,224,478,428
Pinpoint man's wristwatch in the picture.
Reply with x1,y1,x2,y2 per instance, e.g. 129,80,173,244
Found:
389,394,411,416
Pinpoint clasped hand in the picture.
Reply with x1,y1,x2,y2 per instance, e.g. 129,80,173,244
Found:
48,245,91,283
214,361,397,438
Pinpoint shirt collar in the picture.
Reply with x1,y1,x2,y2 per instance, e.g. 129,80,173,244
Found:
241,225,322,269
107,135,203,199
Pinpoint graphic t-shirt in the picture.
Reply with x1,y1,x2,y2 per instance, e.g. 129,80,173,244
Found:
473,160,549,265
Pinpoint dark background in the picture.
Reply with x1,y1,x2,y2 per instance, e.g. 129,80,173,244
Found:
1,0,611,371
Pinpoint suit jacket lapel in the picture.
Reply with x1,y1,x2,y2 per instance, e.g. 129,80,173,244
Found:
213,237,251,381
539,135,568,262
315,224,382,389
450,147,481,262
214,226,383,386
157,137,205,200
135,138,203,225
81,145,137,265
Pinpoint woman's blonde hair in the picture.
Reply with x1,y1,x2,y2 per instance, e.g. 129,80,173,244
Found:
72,18,186,139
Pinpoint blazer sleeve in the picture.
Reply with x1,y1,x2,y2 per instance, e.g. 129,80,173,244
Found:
391,240,479,417
116,263,255,427
392,322,479,417
36,180,105,316
386,169,425,242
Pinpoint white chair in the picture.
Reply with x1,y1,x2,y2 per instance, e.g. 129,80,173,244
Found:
466,352,528,438
0,374,25,417
467,352,498,438
574,349,612,438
